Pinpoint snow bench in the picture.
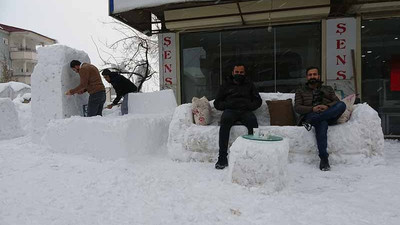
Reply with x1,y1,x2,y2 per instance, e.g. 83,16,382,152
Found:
167,93,384,164
42,90,177,160
43,113,171,160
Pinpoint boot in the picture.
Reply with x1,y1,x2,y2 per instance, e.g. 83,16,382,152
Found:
319,157,331,171
215,155,228,170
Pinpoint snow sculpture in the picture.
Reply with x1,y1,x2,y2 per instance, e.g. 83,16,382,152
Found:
168,93,384,164
43,113,171,160
31,45,89,142
228,137,289,191
128,89,177,114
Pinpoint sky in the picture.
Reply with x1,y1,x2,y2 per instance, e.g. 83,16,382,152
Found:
0,0,124,68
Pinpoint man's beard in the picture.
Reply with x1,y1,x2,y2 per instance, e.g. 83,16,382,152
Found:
308,78,320,84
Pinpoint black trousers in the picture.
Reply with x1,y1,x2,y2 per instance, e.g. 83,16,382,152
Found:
218,109,258,158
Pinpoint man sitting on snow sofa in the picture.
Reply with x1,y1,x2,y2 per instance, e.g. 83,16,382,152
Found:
167,81,384,165
294,66,346,171
213,64,262,170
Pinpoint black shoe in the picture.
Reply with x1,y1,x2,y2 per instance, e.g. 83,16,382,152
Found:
319,157,331,171
302,122,312,131
215,156,228,170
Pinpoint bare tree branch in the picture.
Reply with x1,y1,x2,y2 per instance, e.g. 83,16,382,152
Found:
93,19,158,92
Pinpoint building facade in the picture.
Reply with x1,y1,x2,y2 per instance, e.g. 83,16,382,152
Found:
109,0,400,136
0,23,56,85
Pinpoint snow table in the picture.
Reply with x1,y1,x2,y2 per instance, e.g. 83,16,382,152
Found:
228,136,289,191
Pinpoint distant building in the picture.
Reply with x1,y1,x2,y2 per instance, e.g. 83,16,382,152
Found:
0,23,56,85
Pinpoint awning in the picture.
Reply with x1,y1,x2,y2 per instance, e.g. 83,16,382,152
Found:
109,0,400,36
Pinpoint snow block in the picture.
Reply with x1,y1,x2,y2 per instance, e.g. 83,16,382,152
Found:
42,113,172,160
31,45,89,143
128,89,177,114
0,98,24,140
228,137,289,191
168,93,384,164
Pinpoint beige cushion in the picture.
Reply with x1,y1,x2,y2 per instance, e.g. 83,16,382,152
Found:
266,99,296,126
337,94,356,124
192,96,212,125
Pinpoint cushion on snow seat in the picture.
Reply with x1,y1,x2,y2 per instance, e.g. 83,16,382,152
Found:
192,96,212,125
266,99,296,126
337,94,356,124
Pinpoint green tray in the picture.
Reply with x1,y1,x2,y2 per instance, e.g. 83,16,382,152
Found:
242,134,283,141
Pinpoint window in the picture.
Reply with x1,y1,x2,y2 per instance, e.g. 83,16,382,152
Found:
362,18,400,135
3,38,8,45
180,22,321,103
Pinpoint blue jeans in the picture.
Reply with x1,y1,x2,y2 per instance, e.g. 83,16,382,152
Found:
303,101,346,159
219,109,258,158
121,94,129,115
87,91,106,117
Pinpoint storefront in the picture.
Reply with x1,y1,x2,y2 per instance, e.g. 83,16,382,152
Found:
109,0,400,136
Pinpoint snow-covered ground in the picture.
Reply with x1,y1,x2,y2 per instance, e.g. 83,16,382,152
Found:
0,100,400,225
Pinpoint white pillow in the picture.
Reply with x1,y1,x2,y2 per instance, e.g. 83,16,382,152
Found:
337,94,356,124
192,96,211,125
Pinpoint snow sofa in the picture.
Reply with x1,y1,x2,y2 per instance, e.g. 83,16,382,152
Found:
167,93,384,164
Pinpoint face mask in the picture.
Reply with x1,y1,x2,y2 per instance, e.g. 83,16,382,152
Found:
232,74,245,84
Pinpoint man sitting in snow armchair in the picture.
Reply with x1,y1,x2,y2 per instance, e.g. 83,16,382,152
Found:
213,64,262,170
294,66,346,171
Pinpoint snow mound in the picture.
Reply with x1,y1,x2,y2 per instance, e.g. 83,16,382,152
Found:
0,81,31,100
31,45,90,142
228,137,289,192
0,98,24,140
42,113,172,160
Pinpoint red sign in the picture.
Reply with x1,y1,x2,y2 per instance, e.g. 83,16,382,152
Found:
391,56,400,91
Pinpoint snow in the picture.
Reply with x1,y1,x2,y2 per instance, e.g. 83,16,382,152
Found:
42,113,171,160
228,137,290,192
31,45,90,142
128,89,177,114
1,91,400,224
168,94,384,164
12,96,32,132
0,98,24,140
0,136,400,225
112,0,209,13
0,81,31,100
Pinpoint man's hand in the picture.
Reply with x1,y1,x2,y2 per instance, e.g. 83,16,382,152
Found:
65,90,73,95
77,89,86,94
313,105,328,113
106,104,114,109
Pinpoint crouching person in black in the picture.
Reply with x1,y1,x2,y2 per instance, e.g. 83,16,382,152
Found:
214,64,262,170
102,69,137,115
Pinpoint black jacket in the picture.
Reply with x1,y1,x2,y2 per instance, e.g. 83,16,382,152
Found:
214,76,262,111
108,72,137,105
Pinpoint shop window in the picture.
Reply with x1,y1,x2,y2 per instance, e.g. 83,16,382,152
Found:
362,18,400,135
180,22,321,103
